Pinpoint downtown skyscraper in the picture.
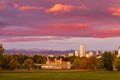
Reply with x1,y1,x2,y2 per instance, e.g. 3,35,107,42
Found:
80,45,86,57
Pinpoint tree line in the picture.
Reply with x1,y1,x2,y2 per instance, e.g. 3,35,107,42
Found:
1,44,120,71
72,52,116,71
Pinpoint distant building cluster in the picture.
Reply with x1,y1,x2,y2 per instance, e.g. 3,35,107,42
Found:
45,45,120,59
67,45,102,58
35,45,120,69
68,45,120,58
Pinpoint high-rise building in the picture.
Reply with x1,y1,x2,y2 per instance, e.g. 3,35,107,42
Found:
75,51,79,57
80,45,86,57
117,46,120,57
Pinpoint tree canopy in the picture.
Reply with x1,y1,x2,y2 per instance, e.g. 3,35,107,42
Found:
0,44,4,56
101,52,115,71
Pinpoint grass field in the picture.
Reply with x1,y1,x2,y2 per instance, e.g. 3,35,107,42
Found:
0,71,120,80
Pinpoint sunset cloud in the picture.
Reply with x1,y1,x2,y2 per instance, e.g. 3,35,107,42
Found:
0,23,90,37
78,5,88,10
13,3,42,11
46,4,74,13
0,36,68,42
107,7,120,16
46,4,88,14
46,23,90,32
0,22,9,27
0,5,7,11
16,14,32,17
92,28,120,38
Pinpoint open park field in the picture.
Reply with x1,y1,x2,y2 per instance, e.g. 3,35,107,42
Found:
0,71,120,80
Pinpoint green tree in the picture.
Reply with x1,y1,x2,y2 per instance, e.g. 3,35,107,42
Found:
32,55,47,64
101,52,114,71
32,55,40,63
80,57,97,70
18,54,28,69
2,55,13,70
23,58,34,70
114,57,120,71
66,56,77,64
37,58,43,64
72,57,81,69
9,58,20,70
0,44,4,66
96,58,104,70
0,44,4,75
0,44,4,54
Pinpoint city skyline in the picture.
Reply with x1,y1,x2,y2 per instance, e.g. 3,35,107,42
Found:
0,0,120,51
3,37,120,52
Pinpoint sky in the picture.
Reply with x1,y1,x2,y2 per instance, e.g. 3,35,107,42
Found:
0,0,120,51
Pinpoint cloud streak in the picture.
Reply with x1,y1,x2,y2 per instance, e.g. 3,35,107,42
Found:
107,7,120,16
0,23,91,37
0,5,7,11
46,4,74,13
0,23,120,38
0,36,68,42
93,28,120,38
46,4,88,14
13,3,42,11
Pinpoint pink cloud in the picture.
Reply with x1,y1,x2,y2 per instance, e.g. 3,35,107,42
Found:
31,23,90,37
78,5,88,10
0,5,7,11
0,23,90,37
0,37,68,42
14,3,19,8
16,14,32,17
1,23,120,38
13,3,42,11
46,4,88,14
92,28,120,38
44,23,89,33
46,4,74,13
107,7,120,16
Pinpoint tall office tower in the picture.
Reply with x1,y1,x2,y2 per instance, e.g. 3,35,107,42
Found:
80,45,86,57
117,46,120,57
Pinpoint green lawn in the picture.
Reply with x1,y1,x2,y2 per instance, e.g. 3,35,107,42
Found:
0,71,120,80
